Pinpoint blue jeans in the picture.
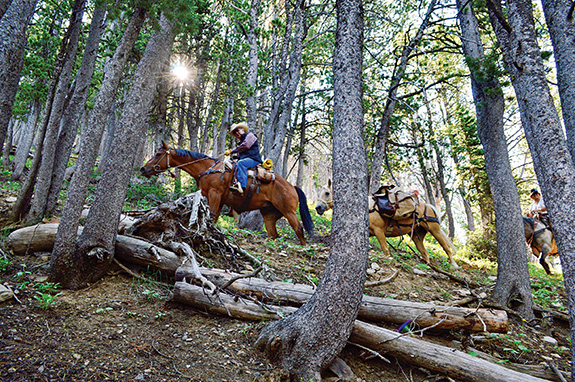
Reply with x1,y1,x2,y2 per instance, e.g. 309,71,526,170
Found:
235,158,260,188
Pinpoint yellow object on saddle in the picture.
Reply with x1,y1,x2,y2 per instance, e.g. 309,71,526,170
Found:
262,158,273,170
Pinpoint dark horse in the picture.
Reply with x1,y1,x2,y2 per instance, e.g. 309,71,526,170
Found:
140,142,313,245
523,217,558,275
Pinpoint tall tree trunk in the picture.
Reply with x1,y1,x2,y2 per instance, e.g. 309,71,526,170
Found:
245,0,261,130
97,100,118,172
212,79,234,157
0,0,38,162
459,187,476,231
11,100,40,181
45,6,107,216
10,0,83,222
368,0,438,193
2,118,14,165
256,1,368,380
262,0,295,156
200,58,222,153
423,94,454,237
459,0,534,318
0,0,12,20
27,0,85,222
50,7,147,285
55,13,176,290
296,98,307,188
540,0,575,166
267,0,307,177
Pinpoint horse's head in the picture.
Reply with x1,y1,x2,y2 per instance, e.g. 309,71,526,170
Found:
315,179,333,215
140,141,171,178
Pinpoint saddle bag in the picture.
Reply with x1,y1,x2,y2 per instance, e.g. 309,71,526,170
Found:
247,165,275,184
373,185,418,220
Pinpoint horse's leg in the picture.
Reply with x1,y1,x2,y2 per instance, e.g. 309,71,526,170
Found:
261,210,281,240
207,189,223,222
283,211,306,245
539,242,553,275
411,229,431,264
369,213,391,257
423,224,458,268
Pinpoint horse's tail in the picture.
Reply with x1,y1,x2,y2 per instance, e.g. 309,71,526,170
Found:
296,186,314,235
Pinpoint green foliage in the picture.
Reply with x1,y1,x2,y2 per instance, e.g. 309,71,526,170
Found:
462,227,498,262
34,282,61,294
125,177,169,209
34,292,62,310
530,268,564,310
0,256,13,272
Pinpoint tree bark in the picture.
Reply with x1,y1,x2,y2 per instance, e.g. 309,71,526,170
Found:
10,0,83,222
368,0,438,193
540,0,575,166
2,118,14,166
263,0,307,176
26,0,85,222
50,7,147,287
172,283,544,382
44,6,107,216
0,0,38,162
58,13,176,290
458,0,534,318
11,100,40,180
245,0,261,130
487,0,575,354
0,0,12,20
256,1,368,380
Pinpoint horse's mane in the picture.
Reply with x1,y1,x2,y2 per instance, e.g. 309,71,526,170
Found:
172,149,217,162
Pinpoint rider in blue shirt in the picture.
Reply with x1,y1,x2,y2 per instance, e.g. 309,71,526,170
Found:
225,122,263,194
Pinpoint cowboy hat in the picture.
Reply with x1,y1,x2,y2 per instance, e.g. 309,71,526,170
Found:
530,188,540,196
230,122,248,135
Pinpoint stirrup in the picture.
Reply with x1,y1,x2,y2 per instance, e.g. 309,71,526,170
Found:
230,182,243,194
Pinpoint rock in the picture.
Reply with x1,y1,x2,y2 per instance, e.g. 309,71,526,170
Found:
488,276,497,282
0,284,14,302
478,292,487,299
542,336,558,346
5,196,17,203
413,269,427,276
454,289,471,297
370,262,380,270
366,268,376,275
32,275,49,283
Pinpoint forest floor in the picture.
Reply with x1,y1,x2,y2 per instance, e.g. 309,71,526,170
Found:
0,185,571,382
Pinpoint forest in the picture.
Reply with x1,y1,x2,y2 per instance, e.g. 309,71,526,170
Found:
1,0,575,380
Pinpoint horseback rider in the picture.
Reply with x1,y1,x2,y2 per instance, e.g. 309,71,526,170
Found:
225,122,263,194
527,188,550,227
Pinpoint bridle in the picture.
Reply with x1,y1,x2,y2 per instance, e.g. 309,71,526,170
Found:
318,189,333,209
150,149,213,177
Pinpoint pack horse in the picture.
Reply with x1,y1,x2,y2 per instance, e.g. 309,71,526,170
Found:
315,181,458,267
141,142,314,245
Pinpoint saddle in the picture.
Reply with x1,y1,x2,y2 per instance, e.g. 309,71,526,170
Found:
247,164,275,184
373,185,418,220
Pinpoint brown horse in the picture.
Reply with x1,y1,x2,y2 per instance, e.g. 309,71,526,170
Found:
140,142,313,245
315,181,458,267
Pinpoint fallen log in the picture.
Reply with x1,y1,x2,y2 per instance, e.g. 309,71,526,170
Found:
172,282,549,382
7,224,183,274
177,266,508,333
8,224,507,333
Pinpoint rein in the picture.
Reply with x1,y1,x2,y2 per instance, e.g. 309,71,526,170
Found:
153,149,214,177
